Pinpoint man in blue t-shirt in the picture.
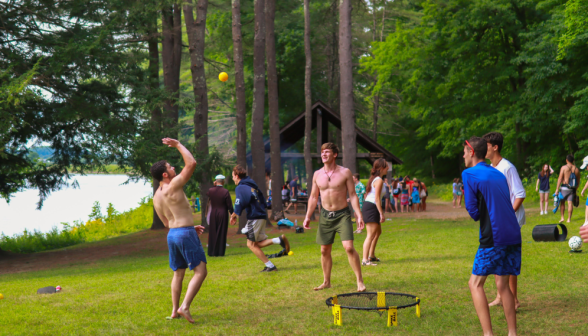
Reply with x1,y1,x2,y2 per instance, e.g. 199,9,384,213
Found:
229,165,290,272
462,136,520,336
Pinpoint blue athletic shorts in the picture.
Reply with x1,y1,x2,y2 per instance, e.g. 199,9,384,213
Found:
472,244,521,276
167,227,207,271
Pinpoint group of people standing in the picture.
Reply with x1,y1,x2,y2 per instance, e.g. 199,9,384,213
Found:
352,174,428,218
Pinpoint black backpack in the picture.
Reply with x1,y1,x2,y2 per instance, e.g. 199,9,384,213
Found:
569,166,578,189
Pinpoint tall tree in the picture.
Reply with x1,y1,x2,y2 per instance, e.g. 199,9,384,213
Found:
339,0,356,172
184,0,211,228
147,16,166,230
266,0,284,217
232,0,247,168
303,0,313,192
161,4,182,135
250,0,266,189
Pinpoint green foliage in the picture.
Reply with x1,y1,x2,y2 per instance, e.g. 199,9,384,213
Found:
0,198,154,253
363,0,588,180
0,227,85,254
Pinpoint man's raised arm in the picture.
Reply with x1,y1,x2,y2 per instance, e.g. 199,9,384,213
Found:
163,138,197,189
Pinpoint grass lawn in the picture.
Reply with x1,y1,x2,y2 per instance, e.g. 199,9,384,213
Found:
1,200,587,335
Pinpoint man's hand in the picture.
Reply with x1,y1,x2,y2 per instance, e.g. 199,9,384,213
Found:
162,138,180,148
580,224,588,243
194,225,205,235
356,216,365,231
230,214,237,226
303,217,311,229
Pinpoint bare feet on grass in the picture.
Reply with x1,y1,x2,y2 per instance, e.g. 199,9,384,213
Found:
170,309,179,319
177,307,195,324
488,298,502,307
313,282,331,291
357,283,366,292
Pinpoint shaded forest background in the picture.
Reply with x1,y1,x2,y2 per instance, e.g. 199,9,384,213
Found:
2,0,588,207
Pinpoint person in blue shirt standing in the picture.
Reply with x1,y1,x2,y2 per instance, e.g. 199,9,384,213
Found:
229,165,290,272
462,136,521,336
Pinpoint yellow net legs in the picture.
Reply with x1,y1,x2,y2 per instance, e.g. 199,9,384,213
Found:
387,307,398,326
332,296,342,326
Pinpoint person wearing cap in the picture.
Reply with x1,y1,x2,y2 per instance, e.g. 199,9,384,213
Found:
579,156,588,226
206,174,233,257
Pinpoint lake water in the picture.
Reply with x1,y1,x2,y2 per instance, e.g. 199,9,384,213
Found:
0,175,153,237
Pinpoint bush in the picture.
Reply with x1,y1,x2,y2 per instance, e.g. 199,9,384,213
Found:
0,197,154,253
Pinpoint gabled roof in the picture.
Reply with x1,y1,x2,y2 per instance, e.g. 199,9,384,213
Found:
247,100,403,165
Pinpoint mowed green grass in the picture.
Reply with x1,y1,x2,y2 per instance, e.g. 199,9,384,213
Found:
1,204,587,335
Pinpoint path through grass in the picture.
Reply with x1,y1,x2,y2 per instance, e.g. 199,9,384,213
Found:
1,202,587,335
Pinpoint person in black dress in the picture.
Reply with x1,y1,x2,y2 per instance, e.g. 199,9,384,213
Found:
206,175,233,256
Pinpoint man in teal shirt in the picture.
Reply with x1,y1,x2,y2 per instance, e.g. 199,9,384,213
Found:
352,173,366,233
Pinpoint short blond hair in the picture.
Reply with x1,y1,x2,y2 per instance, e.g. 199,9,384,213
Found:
320,142,339,157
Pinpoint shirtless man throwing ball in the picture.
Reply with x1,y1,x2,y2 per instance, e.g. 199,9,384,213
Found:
152,138,207,324
303,143,366,292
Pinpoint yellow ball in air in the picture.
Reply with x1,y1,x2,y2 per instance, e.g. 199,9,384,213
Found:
0,293,4,300
219,72,229,82
288,251,294,256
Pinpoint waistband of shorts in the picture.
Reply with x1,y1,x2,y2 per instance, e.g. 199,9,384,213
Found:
321,207,350,219
169,226,195,231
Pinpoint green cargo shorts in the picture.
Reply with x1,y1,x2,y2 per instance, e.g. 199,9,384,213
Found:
316,207,354,245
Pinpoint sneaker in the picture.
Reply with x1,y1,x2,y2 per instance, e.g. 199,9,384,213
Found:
540,211,544,215
279,234,290,253
261,266,278,272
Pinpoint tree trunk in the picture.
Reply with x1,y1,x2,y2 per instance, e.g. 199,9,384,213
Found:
339,0,356,172
380,0,386,42
250,0,266,190
161,5,182,135
328,0,339,108
303,0,314,199
266,0,284,218
232,0,247,168
184,0,211,229
430,155,435,179
148,16,165,230
372,94,379,141
371,2,379,142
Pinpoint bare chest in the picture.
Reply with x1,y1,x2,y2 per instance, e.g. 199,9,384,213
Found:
316,171,347,192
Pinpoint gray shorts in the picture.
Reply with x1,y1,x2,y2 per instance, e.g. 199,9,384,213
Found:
539,189,549,194
561,187,574,202
245,219,268,242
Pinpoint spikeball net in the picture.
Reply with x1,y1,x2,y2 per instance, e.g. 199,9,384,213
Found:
325,292,421,327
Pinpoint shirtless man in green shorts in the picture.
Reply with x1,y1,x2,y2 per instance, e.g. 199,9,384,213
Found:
303,142,366,292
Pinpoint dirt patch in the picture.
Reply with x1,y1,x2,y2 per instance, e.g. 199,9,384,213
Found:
0,226,262,275
0,199,476,275
274,199,473,221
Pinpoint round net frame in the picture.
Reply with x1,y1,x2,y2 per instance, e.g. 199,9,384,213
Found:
325,292,421,327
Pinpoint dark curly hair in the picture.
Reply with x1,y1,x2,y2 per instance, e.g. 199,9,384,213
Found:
150,160,168,181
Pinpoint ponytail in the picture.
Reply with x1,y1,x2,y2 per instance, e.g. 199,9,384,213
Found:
366,158,388,194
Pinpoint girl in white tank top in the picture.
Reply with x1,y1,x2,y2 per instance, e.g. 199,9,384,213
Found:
365,177,383,204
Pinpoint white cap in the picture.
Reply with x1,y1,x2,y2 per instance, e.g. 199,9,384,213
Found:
581,156,588,170
214,174,226,180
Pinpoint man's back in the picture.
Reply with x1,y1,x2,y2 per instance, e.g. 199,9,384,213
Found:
559,164,578,186
154,183,194,229
462,162,521,247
